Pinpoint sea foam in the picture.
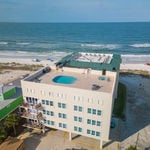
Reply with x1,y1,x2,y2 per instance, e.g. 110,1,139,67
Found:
16,42,30,45
130,43,150,48
81,44,120,50
0,42,8,45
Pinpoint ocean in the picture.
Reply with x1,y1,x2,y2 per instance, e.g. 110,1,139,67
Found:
0,22,150,62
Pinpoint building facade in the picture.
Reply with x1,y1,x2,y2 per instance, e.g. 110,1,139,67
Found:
21,52,121,148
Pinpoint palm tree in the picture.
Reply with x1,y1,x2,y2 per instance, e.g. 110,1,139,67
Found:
0,126,7,141
4,114,19,136
127,145,137,150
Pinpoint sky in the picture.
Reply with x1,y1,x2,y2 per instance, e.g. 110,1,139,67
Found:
0,0,150,22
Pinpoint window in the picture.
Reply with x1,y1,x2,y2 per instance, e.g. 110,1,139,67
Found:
74,126,77,131
92,120,96,125
97,121,101,126
58,103,61,108
46,100,49,105
44,119,46,124
74,105,83,112
63,114,67,119
74,105,78,111
47,120,50,125
79,117,82,122
97,110,101,116
92,130,95,135
79,106,82,112
42,100,45,105
87,129,90,134
47,111,50,115
87,129,99,136
58,113,66,119
43,110,46,114
63,124,66,128
96,132,100,137
51,112,54,116
74,126,82,132
51,121,54,126
87,119,91,124
78,127,82,132
92,109,96,114
87,108,101,116
74,116,82,122
74,116,78,121
87,108,91,113
59,123,66,128
58,103,66,108
50,101,53,106
59,123,62,127
62,103,66,108
58,113,62,118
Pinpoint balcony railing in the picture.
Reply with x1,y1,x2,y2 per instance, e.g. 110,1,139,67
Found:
20,102,42,110
35,103,42,109
20,102,29,108
21,111,43,120
22,122,44,129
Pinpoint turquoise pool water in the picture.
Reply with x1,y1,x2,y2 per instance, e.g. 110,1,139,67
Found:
52,75,77,84
99,76,107,81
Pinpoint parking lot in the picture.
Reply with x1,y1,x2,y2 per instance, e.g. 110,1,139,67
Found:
18,128,119,150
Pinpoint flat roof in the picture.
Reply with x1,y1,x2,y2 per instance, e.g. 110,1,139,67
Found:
32,69,114,93
0,87,22,110
58,52,121,71
76,52,113,64
0,84,15,94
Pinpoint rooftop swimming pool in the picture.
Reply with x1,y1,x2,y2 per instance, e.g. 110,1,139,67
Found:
99,76,108,81
52,75,77,84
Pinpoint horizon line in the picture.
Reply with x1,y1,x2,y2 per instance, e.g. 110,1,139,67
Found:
0,21,150,24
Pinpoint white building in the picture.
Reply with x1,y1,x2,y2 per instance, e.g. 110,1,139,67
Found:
20,52,121,149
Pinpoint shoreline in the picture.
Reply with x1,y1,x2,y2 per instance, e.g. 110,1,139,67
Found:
0,56,150,74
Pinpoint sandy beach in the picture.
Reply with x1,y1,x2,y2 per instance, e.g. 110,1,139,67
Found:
120,63,150,72
0,55,150,73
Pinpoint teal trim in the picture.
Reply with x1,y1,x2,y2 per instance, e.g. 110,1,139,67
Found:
57,52,121,71
0,96,23,120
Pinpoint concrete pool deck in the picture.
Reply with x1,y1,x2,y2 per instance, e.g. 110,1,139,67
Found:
37,68,114,93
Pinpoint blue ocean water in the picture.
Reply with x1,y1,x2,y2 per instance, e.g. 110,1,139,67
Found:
0,22,150,55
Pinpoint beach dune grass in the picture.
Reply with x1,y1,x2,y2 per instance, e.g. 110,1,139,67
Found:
113,82,126,118
120,69,150,77
0,62,43,71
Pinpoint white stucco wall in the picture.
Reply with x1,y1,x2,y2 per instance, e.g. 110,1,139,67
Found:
21,78,113,141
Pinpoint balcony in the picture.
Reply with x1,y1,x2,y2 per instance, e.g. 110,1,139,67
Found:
35,103,42,109
37,112,43,119
20,102,42,110
20,102,29,108
21,110,43,120
22,121,44,129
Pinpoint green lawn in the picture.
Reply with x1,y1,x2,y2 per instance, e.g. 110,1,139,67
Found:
113,82,126,118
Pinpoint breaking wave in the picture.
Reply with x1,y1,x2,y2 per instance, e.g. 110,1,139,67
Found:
16,51,28,54
0,42,8,45
130,43,150,48
81,44,120,50
16,42,30,45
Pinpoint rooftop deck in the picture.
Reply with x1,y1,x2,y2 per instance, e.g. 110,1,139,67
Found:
76,52,113,64
31,68,115,93
58,52,121,71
